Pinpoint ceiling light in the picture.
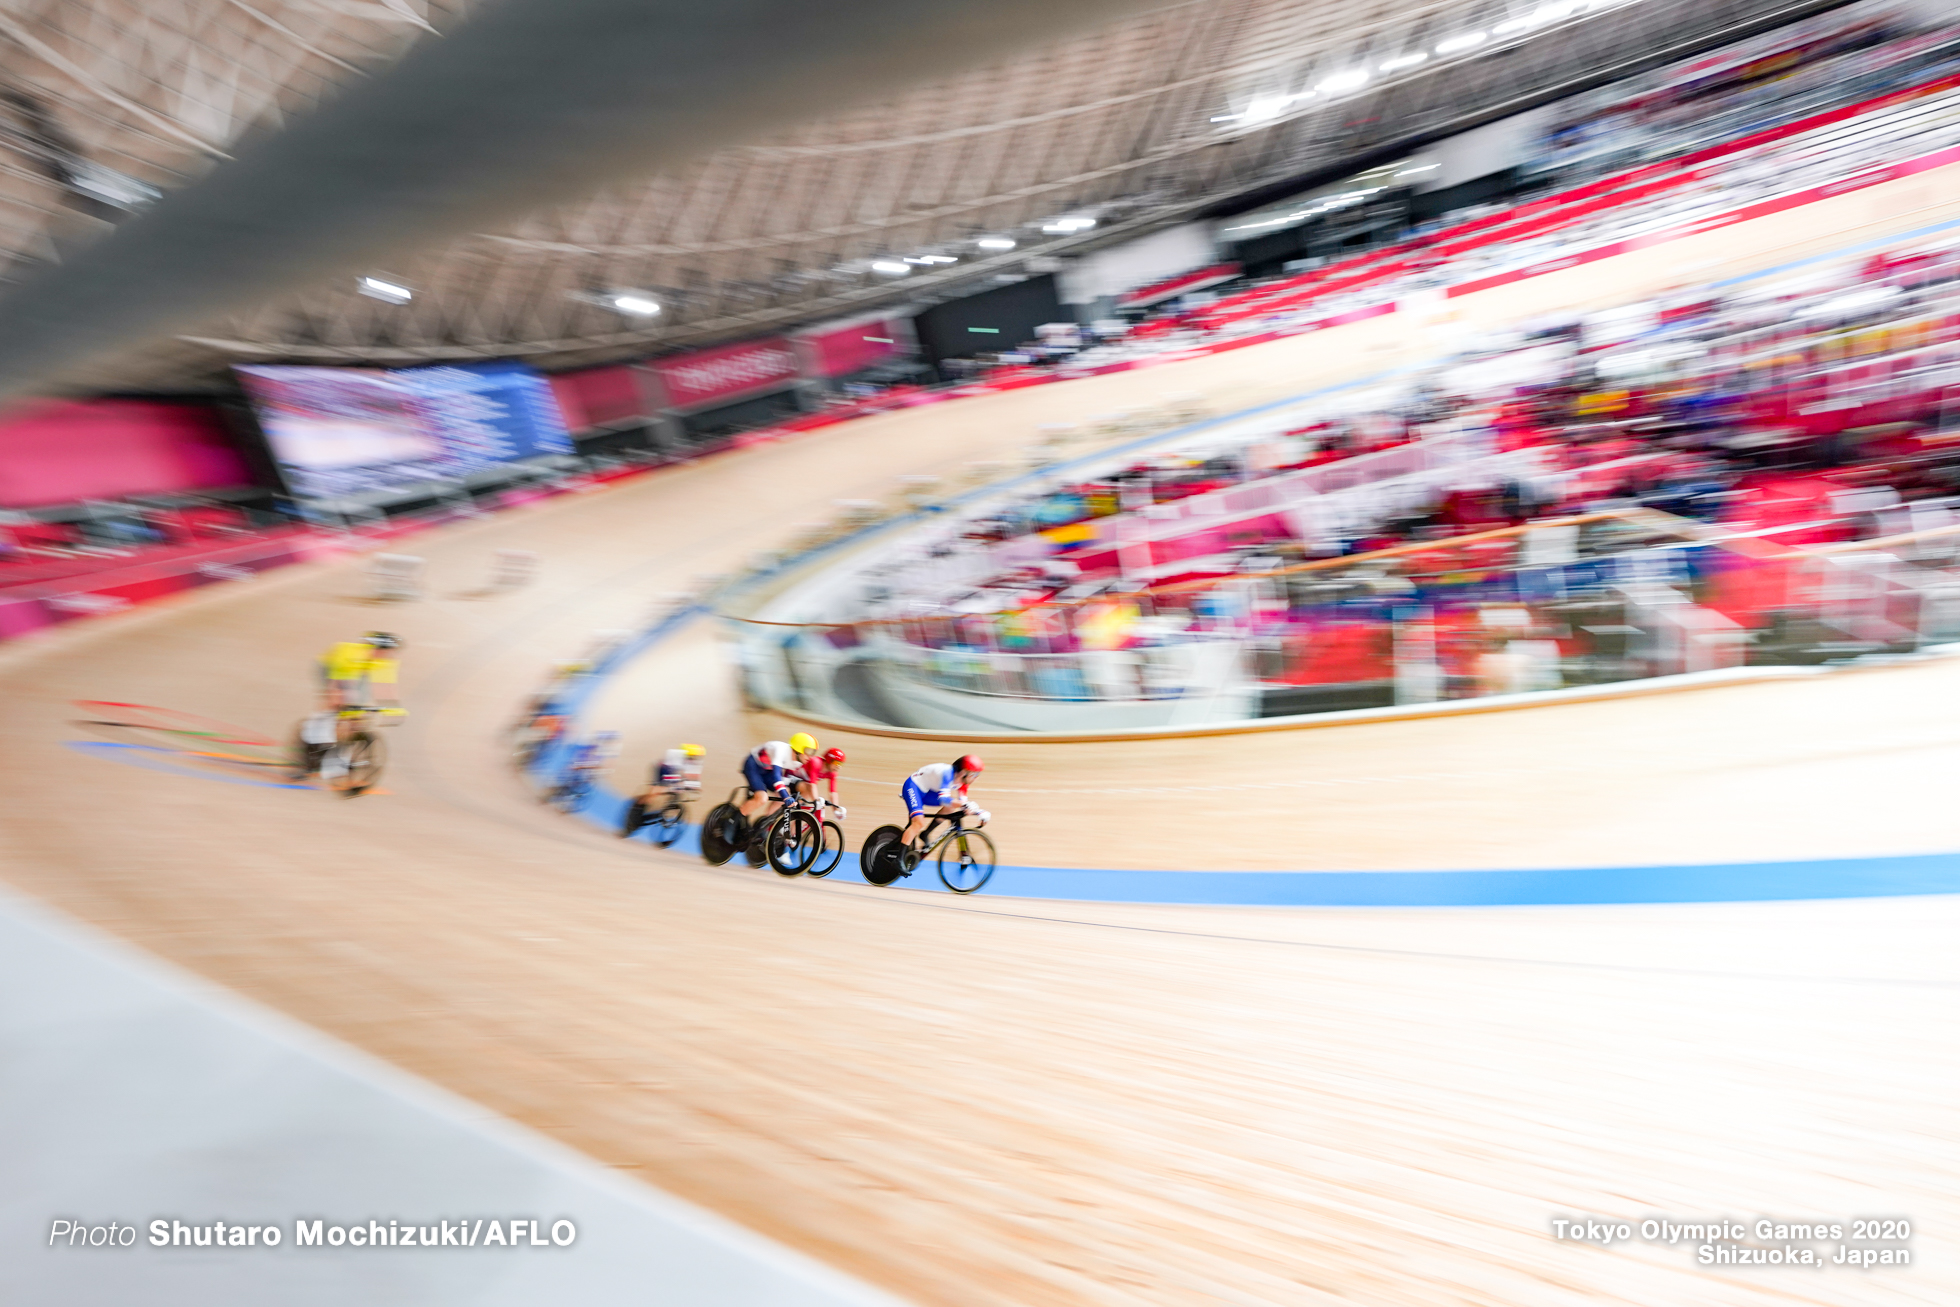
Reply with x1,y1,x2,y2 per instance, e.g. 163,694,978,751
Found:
1244,95,1291,123
1041,217,1096,234
976,236,1017,251
1380,54,1427,72
905,254,958,265
357,276,412,304
1316,71,1369,95
1436,32,1487,53
610,294,660,316
870,260,910,274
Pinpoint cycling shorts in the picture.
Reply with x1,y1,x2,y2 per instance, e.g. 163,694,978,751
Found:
901,778,957,817
742,755,785,798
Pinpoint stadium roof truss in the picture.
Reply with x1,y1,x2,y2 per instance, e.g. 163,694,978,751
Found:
0,0,1851,386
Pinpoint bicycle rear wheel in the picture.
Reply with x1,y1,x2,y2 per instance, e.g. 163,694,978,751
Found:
620,798,646,838
808,821,844,878
860,825,904,886
767,810,822,876
700,803,742,866
937,829,996,893
332,733,385,796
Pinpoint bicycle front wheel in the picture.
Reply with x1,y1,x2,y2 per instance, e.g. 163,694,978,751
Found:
808,822,844,878
937,829,996,893
767,810,823,876
652,802,688,849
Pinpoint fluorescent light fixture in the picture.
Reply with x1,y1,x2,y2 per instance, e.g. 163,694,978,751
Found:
357,276,412,304
905,254,958,264
1397,163,1440,177
1244,95,1291,123
1436,32,1487,53
1380,54,1428,72
610,294,660,316
1211,113,1245,122
870,260,911,274
1493,17,1534,33
1041,217,1097,234
976,236,1018,251
1315,71,1370,95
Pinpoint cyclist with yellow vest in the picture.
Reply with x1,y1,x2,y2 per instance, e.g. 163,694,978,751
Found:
318,632,403,713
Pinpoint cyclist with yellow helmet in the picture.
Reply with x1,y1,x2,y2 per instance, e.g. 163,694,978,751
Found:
738,732,818,824
624,741,706,836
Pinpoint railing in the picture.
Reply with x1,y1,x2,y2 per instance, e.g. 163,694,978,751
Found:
726,506,1960,732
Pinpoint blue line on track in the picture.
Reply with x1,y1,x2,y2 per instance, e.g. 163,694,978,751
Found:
67,741,314,790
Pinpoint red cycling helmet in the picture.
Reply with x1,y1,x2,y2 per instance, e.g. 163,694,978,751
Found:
821,747,846,766
953,754,984,775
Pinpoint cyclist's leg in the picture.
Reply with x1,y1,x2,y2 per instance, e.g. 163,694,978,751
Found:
899,778,930,847
738,758,777,819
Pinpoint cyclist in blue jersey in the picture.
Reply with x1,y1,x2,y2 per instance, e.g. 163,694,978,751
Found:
899,754,987,852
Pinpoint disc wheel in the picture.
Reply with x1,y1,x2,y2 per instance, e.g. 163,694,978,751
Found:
700,803,743,866
620,798,646,838
860,825,904,886
937,829,997,893
808,821,844,878
330,733,384,797
767,810,823,876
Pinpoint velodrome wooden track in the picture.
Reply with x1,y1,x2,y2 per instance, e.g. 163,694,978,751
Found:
7,164,1960,1305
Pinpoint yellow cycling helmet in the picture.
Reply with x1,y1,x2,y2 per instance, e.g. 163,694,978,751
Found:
789,732,817,754
680,743,705,758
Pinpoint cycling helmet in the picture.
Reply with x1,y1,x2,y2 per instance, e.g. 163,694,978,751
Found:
820,747,846,766
680,743,706,758
954,754,984,775
364,631,401,650
789,732,817,754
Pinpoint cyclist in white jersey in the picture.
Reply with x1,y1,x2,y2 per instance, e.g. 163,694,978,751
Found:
899,754,987,851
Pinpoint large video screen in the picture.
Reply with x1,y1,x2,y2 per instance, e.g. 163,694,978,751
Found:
237,360,573,501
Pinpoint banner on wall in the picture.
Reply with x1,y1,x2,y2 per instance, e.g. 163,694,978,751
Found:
237,360,573,501
792,315,911,379
547,364,650,433
646,336,799,411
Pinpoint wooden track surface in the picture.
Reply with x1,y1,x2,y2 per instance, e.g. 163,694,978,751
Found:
6,164,1960,1304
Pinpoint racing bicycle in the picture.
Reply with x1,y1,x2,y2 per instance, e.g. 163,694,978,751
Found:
699,788,844,877
293,706,401,797
622,789,692,848
860,808,995,893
